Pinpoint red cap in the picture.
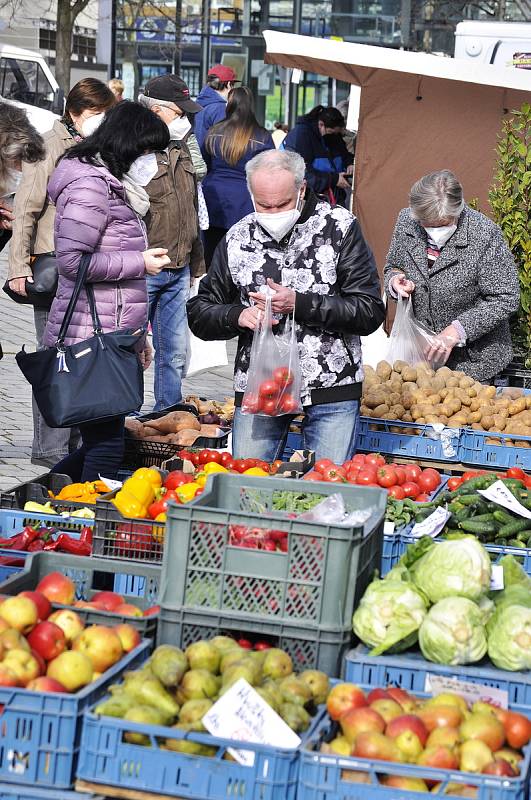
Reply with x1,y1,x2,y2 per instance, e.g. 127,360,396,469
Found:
208,65,239,82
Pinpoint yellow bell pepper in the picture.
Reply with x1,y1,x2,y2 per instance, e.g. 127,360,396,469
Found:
132,467,163,488
113,489,148,519
122,475,155,507
203,462,229,475
176,482,201,503
155,512,167,522
243,467,269,477
195,472,207,488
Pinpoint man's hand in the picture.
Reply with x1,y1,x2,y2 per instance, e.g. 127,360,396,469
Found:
0,200,14,231
9,276,32,297
346,164,354,176
238,305,279,331
139,341,153,371
249,279,296,314
336,173,350,190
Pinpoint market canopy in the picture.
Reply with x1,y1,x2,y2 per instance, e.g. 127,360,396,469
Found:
263,30,530,275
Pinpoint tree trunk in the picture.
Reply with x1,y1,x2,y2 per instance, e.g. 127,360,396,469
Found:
55,0,73,92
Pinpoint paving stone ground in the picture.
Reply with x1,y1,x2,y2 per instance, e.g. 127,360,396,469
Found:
0,247,236,490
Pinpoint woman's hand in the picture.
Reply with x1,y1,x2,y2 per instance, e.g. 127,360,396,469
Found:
249,279,296,314
427,324,462,365
391,273,415,298
9,276,32,296
139,340,153,371
143,248,171,275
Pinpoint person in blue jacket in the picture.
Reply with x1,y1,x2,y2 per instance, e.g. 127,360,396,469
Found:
201,86,274,267
283,105,353,207
194,65,239,148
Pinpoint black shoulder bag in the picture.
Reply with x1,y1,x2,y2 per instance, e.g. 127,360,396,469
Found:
3,252,58,309
16,253,145,428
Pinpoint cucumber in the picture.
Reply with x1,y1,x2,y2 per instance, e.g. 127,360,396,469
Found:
454,476,496,494
497,519,531,538
458,494,481,506
459,518,498,534
468,513,499,523
493,509,515,526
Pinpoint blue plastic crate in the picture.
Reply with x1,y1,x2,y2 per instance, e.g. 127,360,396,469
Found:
0,509,91,538
0,784,100,800
283,427,303,460
0,640,149,789
357,417,461,461
380,534,405,575
345,645,531,708
78,655,323,800
298,694,531,800
0,550,28,583
461,429,531,470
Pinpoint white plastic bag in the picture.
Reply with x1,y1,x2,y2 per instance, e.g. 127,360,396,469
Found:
185,277,228,377
387,296,446,369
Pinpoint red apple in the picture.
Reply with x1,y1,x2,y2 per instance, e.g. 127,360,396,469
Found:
326,683,367,721
482,759,517,777
114,623,141,653
418,745,460,771
353,731,403,762
386,687,418,712
494,748,523,771
3,648,41,686
20,591,51,621
143,605,160,617
380,775,429,792
48,609,85,643
0,596,38,634
26,676,67,693
370,698,403,723
91,591,124,611
114,603,142,618
340,706,386,744
31,648,46,675
71,625,123,672
418,704,463,732
427,727,460,749
367,688,390,704
460,712,506,752
387,715,428,747
36,572,76,605
28,621,67,661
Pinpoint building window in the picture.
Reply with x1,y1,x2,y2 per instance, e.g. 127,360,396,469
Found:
73,34,97,59
39,28,56,51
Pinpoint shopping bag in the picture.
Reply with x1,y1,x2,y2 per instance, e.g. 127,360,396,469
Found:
387,295,446,369
185,277,228,377
241,293,303,416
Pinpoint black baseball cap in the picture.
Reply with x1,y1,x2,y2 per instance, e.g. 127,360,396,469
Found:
143,74,202,114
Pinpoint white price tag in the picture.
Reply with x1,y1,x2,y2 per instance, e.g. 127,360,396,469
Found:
99,475,122,492
410,507,450,539
424,675,508,710
478,479,531,519
490,564,504,591
202,679,301,766
384,521,395,536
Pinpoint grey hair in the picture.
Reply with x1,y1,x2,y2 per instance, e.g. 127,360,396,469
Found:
245,149,306,193
409,170,465,224
138,93,174,112
0,102,44,194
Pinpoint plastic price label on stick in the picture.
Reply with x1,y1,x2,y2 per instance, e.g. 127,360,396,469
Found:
478,479,531,519
490,564,504,591
424,675,508,710
410,507,450,539
202,678,301,766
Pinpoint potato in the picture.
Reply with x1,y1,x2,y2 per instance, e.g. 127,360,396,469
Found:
124,418,145,439
515,440,531,448
431,376,447,393
402,395,414,411
427,393,441,405
143,425,162,437
390,404,406,419
376,361,392,380
486,437,502,445
497,397,511,409
526,396,531,410
402,412,413,422
448,398,462,414
471,423,484,430
469,399,481,412
459,376,474,389
468,411,482,423
149,411,201,434
446,377,459,388
467,387,478,398
508,397,526,415
401,382,417,393
481,416,494,430
440,403,454,418
392,360,409,374
388,392,401,406
416,417,426,424
372,404,390,418
364,392,389,409
172,428,203,446
491,415,507,432
360,405,371,416
388,380,403,394
199,424,222,437
425,414,441,424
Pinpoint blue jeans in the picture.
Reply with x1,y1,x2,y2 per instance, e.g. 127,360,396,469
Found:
51,416,125,482
147,267,190,411
232,400,359,463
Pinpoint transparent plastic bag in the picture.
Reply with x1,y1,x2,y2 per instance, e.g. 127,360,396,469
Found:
241,293,303,417
387,296,446,369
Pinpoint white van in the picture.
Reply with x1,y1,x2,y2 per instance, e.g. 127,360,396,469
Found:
0,43,62,132
455,21,531,70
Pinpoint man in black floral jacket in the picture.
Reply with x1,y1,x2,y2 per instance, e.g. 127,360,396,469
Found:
187,149,385,462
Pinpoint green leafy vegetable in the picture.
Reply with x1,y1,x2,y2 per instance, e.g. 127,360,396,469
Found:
487,604,531,672
419,597,488,666
412,537,491,603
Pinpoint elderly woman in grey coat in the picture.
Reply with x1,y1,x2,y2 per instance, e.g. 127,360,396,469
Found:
384,170,520,382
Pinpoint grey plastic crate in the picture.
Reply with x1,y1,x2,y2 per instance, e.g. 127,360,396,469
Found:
0,551,160,638
157,606,351,676
160,474,386,628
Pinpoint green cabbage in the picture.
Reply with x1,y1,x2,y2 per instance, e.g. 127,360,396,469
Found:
412,538,491,603
487,604,531,672
419,597,487,665
353,579,428,656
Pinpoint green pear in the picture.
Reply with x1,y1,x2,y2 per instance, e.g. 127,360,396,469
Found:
248,649,268,665
209,636,240,655
179,698,213,728
299,670,330,705
150,645,188,688
278,675,313,707
220,648,245,673
255,686,281,714
185,641,221,674
94,693,132,719
180,669,220,701
221,659,261,688
279,702,311,732
262,648,293,680
123,673,180,719
165,723,217,756
123,705,168,745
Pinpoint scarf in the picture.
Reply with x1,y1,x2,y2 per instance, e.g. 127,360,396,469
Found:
61,117,83,143
93,155,150,218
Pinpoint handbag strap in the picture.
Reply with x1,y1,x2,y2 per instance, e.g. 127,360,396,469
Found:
56,253,103,347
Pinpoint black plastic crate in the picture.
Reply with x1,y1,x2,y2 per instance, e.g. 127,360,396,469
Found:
0,473,96,525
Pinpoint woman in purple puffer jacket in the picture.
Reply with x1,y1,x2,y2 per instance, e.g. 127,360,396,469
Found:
46,101,171,481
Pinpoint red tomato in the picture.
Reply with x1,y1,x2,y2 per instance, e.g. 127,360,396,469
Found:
346,470,361,484
278,394,299,414
254,641,272,651
164,471,194,490
232,459,250,473
402,481,420,499
356,468,378,486
314,458,334,475
342,460,356,471
447,476,463,491
188,452,200,467
415,493,430,502
404,464,422,482
206,450,222,464
377,465,398,488
272,367,294,387
394,466,407,485
262,398,279,415
303,471,322,481
197,449,215,465
242,393,263,414
322,465,347,482
258,380,281,400
351,454,366,466
507,467,527,481
422,467,441,486
365,453,385,468
220,451,235,467
388,485,406,499
418,470,440,493
269,459,283,475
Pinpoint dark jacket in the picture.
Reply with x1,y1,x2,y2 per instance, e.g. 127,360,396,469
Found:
145,140,205,277
283,113,353,204
187,191,385,406
194,86,227,148
383,206,520,381
44,158,147,348
201,130,274,229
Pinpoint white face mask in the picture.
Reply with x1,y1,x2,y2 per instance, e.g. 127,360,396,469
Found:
127,153,159,186
423,223,457,247
253,191,304,242
168,115,191,140
81,112,105,138
1,168,21,198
